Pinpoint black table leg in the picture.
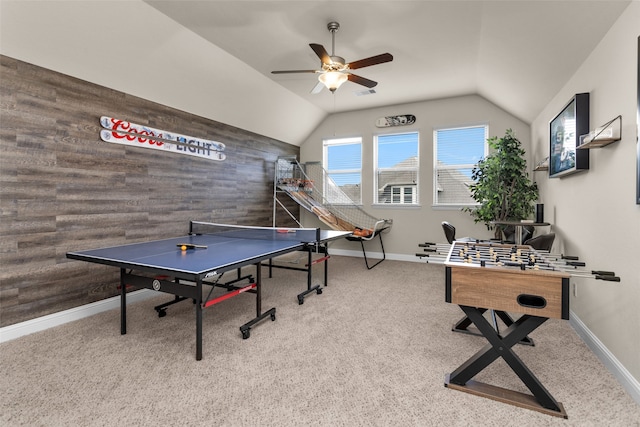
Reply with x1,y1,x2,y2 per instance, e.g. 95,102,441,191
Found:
323,244,329,287
239,263,276,339
446,305,566,418
256,263,261,316
120,268,127,335
196,279,202,361
296,245,324,305
452,309,534,346
451,307,487,333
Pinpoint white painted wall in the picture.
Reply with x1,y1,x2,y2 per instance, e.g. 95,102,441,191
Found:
299,94,531,257
530,2,640,382
0,0,324,146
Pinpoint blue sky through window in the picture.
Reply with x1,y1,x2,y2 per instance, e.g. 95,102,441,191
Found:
325,140,362,189
327,144,361,171
377,132,418,168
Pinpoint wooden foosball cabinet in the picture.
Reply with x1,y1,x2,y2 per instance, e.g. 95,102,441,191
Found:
444,241,570,418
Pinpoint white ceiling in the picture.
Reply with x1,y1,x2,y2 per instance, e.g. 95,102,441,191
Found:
145,0,630,126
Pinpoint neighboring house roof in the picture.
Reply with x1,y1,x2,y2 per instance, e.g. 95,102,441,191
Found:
377,156,418,193
435,162,475,204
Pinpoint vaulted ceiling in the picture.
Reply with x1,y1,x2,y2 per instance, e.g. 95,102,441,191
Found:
0,1,630,146
146,1,630,126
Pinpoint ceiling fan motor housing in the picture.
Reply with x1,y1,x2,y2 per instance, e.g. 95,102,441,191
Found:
325,56,346,70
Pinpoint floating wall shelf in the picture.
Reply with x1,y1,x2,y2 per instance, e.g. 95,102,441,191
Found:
534,157,549,171
578,115,622,149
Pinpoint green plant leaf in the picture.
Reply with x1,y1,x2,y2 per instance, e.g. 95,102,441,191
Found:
464,129,539,238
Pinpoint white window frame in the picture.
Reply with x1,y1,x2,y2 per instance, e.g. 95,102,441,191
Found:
374,131,420,206
322,136,362,205
433,124,488,208
391,185,417,204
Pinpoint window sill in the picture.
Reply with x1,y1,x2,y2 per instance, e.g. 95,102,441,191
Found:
432,204,479,210
372,203,422,209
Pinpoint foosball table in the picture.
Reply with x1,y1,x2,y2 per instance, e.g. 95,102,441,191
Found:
419,240,620,418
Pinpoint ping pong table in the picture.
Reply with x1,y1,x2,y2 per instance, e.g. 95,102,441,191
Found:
66,221,350,360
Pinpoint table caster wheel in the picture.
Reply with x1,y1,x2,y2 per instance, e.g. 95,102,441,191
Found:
157,309,166,318
297,296,304,305
317,288,323,295
241,329,250,339
270,313,276,321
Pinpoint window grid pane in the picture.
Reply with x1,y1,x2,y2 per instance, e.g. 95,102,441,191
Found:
375,132,419,205
434,126,487,205
323,137,362,204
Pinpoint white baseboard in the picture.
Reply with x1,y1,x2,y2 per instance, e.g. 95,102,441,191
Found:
329,248,423,263
0,289,154,344
569,310,640,405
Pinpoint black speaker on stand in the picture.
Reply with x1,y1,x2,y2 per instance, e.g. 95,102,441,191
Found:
536,204,544,223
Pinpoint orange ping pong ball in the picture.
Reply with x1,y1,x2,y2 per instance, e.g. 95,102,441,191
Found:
181,245,187,251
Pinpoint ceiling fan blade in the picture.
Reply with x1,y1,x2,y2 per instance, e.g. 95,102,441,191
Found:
347,53,393,70
271,70,318,74
347,73,378,88
310,81,324,94
309,43,331,64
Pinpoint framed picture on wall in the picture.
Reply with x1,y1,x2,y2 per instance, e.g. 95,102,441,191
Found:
549,93,590,178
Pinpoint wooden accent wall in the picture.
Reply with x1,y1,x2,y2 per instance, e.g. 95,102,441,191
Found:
0,55,300,327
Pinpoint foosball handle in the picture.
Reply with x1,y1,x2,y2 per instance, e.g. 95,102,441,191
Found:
562,255,579,260
596,275,620,282
592,270,615,276
566,261,586,267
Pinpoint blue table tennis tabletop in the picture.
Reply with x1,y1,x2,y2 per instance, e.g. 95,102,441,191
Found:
67,228,348,278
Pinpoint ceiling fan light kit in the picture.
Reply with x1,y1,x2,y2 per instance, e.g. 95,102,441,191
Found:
318,71,348,92
272,21,393,94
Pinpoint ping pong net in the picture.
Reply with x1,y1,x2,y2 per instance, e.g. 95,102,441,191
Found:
189,221,321,243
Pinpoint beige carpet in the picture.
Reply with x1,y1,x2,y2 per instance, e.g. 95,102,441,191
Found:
1,256,639,426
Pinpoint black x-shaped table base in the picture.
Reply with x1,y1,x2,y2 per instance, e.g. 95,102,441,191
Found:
451,308,535,346
445,305,568,419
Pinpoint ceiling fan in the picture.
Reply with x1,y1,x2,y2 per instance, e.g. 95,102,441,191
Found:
271,21,393,94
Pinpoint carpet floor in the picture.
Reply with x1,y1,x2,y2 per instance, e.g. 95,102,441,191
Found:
1,256,639,426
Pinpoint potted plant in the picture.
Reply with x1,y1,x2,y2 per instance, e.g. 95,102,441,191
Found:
464,129,538,240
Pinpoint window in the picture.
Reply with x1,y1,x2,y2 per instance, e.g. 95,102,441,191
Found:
374,132,419,205
323,137,362,204
433,125,488,206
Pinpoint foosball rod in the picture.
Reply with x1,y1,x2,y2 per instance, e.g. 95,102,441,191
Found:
444,256,620,281
420,242,582,261
425,246,585,268
567,271,620,281
417,252,619,280
416,241,619,279
424,244,618,278
414,253,447,264
433,245,586,267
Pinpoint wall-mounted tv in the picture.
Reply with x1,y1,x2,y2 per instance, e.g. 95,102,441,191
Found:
549,93,590,178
